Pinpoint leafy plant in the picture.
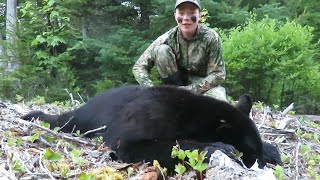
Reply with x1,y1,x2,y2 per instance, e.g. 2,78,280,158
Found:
296,120,320,179
73,130,83,137
30,95,46,105
12,159,24,173
171,145,208,179
43,148,62,162
273,165,285,180
70,149,88,166
78,172,96,180
28,132,40,143
222,15,319,112
186,149,208,175
175,163,186,175
7,137,23,147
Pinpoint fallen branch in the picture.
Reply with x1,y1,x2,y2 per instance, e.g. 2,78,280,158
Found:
12,118,96,146
83,125,107,136
281,103,294,116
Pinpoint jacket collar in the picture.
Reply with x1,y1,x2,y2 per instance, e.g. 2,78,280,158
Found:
177,25,201,41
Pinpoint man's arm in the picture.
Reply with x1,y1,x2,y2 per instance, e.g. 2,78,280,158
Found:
184,34,226,93
132,41,159,86
132,52,154,86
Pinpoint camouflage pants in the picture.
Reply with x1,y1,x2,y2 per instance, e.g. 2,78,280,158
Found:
154,44,178,78
154,44,227,102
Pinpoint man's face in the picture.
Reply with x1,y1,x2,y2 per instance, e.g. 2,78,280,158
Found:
174,3,200,36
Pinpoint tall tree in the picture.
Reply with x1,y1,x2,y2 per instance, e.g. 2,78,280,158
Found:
0,30,4,68
5,0,18,70
0,1,4,65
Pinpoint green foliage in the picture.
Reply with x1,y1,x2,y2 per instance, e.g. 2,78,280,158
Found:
70,149,88,166
200,8,210,27
92,78,117,95
252,3,289,21
171,145,208,178
30,95,46,105
73,130,83,137
7,137,23,147
94,136,104,145
28,133,40,143
202,0,249,29
186,150,208,173
222,16,319,112
94,27,148,87
0,75,20,100
0,0,82,102
296,120,320,179
1,0,319,114
39,121,51,128
273,165,285,180
43,148,62,162
78,172,97,180
175,163,186,175
149,0,176,37
12,159,24,173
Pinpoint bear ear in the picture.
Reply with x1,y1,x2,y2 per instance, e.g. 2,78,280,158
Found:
235,94,253,116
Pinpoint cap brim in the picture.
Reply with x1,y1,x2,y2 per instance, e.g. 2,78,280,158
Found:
175,1,200,9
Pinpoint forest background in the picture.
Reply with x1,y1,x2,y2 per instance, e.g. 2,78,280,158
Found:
0,0,319,114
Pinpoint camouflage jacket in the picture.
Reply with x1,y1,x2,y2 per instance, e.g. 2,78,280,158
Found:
132,25,226,94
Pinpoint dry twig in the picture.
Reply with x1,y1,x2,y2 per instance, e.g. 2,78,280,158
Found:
12,118,96,146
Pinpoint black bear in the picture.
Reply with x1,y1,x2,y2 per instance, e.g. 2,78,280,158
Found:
161,70,189,86
21,85,280,170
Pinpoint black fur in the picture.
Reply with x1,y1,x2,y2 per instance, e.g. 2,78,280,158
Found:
235,94,253,116
261,142,282,166
161,70,189,86
21,85,280,169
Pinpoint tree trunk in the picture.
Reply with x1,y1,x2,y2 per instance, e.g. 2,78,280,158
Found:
0,30,5,69
6,0,19,70
82,16,89,39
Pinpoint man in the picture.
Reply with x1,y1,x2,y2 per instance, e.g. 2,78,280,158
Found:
132,0,227,101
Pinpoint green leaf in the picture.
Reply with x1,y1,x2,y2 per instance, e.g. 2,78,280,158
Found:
193,162,208,172
43,148,62,162
31,35,46,46
7,138,17,146
47,0,55,7
302,133,313,139
78,172,96,180
40,121,51,128
300,145,311,154
35,51,50,60
46,36,66,47
29,133,40,143
308,160,316,166
273,165,284,180
61,168,70,178
53,127,60,132
12,159,24,173
175,163,186,175
71,149,84,158
50,11,59,19
186,149,199,160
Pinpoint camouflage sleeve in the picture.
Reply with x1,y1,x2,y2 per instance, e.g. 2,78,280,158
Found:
185,33,226,93
132,40,160,86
